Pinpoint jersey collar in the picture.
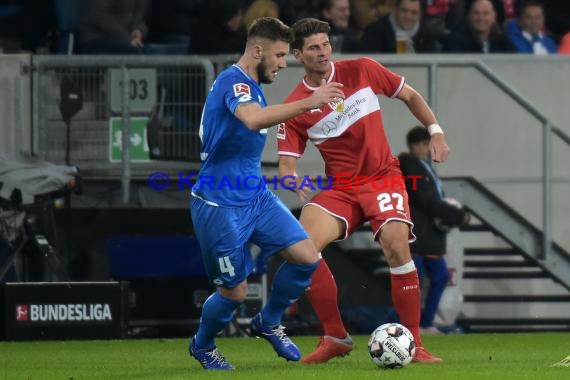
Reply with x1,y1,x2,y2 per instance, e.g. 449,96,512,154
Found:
302,61,335,91
233,64,259,83
233,64,250,78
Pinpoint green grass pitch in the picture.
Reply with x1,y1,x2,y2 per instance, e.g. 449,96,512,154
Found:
0,333,568,380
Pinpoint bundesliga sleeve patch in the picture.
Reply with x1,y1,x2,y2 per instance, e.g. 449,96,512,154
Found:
233,83,251,97
276,123,286,140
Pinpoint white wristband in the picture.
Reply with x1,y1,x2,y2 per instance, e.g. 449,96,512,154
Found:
427,123,444,136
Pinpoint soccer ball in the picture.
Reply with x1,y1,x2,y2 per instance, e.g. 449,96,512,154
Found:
368,323,416,369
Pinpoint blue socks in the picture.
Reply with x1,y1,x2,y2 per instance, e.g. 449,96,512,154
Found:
194,260,319,347
261,260,319,327
194,291,241,350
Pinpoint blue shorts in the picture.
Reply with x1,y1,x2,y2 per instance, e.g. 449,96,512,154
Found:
190,189,308,288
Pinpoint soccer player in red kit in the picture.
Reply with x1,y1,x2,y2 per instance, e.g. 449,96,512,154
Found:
277,18,450,364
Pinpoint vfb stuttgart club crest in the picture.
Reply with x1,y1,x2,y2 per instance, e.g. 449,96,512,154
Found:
328,97,344,112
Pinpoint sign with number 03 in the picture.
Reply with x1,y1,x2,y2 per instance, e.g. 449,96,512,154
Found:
109,68,157,113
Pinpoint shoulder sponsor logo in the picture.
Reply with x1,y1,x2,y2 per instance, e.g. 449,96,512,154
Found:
276,123,286,140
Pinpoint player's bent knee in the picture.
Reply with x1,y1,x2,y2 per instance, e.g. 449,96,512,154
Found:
219,281,248,302
379,231,411,265
282,239,320,264
379,222,410,251
382,237,408,255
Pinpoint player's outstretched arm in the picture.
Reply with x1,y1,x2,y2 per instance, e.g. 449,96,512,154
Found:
396,84,451,162
235,80,345,131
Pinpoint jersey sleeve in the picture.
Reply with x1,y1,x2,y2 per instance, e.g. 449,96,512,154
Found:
361,57,405,98
277,117,308,158
221,76,258,114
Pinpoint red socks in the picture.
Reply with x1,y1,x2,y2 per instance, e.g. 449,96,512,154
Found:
306,260,348,339
391,270,423,347
307,259,422,346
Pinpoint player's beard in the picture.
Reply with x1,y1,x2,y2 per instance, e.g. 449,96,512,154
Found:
257,56,272,84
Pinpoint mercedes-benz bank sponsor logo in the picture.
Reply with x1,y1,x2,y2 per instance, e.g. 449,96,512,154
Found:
15,303,113,323
321,121,338,136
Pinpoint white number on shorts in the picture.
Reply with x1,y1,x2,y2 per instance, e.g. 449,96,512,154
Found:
377,193,405,213
219,256,235,277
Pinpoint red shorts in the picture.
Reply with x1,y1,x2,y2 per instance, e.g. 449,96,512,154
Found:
304,167,416,242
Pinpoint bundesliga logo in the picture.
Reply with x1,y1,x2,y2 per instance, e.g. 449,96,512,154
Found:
16,305,29,321
15,304,113,322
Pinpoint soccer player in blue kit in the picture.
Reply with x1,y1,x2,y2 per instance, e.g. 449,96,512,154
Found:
189,17,345,370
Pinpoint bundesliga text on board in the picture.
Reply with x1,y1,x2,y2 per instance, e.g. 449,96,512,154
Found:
147,172,422,192
15,303,113,323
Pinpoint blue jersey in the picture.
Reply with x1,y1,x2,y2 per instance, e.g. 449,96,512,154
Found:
193,64,268,207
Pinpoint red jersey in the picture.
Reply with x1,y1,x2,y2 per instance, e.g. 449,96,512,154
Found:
278,58,405,186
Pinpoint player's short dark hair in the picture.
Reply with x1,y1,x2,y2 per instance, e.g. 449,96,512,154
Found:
291,18,331,51
247,17,293,44
406,126,430,146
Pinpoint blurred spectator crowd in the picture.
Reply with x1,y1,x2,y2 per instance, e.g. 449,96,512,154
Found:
1,0,570,55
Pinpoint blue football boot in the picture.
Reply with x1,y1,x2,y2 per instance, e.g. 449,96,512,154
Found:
189,336,235,370
250,313,301,361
